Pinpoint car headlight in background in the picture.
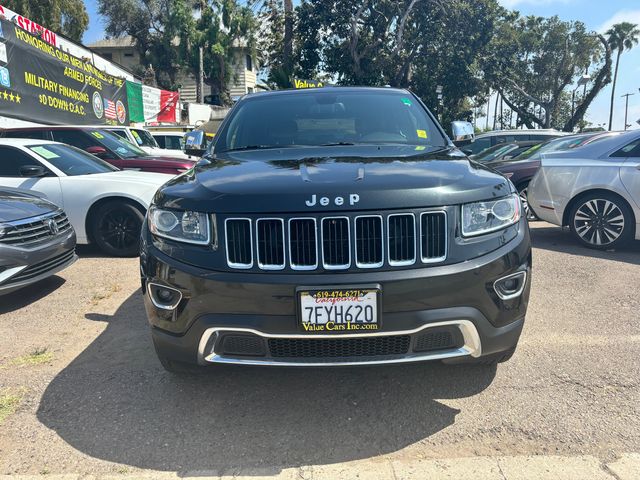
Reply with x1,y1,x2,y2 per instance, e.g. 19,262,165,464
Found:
461,194,521,237
149,206,211,245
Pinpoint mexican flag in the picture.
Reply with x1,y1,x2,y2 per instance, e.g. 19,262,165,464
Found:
126,81,180,124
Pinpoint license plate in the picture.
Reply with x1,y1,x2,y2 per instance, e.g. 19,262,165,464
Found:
298,288,380,333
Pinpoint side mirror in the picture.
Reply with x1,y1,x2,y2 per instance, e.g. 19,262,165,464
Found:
451,121,475,147
20,165,47,177
85,146,109,158
184,131,207,157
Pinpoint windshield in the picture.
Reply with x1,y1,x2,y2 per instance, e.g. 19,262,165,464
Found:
515,135,594,160
28,143,119,176
473,144,516,162
130,129,160,148
214,90,447,154
90,129,148,158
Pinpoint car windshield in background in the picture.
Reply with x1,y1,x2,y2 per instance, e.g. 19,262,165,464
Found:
473,144,515,162
27,144,119,176
515,135,595,160
131,129,159,148
214,90,447,154
90,129,148,158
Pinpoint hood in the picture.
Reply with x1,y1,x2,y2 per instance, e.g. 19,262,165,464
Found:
0,192,58,223
154,145,513,213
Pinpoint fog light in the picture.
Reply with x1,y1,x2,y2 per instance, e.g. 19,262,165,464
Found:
147,282,183,310
493,271,527,300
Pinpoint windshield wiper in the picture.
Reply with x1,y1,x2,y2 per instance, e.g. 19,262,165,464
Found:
320,142,357,146
223,144,293,153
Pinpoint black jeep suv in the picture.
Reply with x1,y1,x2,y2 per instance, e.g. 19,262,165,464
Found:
140,87,531,372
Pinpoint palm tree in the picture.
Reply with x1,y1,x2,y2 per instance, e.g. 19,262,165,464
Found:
606,22,640,130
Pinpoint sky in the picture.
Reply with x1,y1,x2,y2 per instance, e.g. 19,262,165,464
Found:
82,0,640,130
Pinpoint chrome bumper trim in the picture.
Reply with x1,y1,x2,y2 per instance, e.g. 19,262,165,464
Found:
197,320,482,366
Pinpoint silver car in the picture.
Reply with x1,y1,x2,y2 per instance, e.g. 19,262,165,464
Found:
528,130,640,250
0,188,77,294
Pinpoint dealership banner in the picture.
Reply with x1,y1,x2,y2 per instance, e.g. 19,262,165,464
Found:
0,17,129,125
126,81,179,124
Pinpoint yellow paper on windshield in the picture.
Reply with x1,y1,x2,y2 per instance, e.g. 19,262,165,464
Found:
31,146,60,159
91,131,105,139
416,129,427,139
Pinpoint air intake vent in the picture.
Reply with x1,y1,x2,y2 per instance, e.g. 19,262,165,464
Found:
289,218,317,270
257,219,285,269
322,217,350,269
388,214,416,266
420,212,447,261
355,216,383,268
225,218,253,268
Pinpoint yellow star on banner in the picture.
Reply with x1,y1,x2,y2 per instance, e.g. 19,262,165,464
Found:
2,91,8,100
8,93,15,102
14,94,20,103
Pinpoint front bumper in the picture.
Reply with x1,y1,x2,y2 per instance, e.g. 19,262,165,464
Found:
141,221,531,366
0,230,77,295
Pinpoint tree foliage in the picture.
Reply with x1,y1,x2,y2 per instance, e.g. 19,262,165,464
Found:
606,22,640,129
2,0,89,42
482,15,610,130
98,0,256,104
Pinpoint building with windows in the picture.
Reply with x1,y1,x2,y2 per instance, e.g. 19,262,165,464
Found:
88,36,258,104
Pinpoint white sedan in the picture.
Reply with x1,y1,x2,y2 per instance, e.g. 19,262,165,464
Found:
0,138,171,256
528,129,640,250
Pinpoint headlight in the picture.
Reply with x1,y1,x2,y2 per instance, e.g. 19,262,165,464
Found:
461,194,521,237
148,206,211,245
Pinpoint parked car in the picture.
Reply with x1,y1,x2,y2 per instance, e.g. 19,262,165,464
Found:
528,129,640,250
470,141,542,163
462,129,567,157
0,187,76,295
1,127,195,175
489,133,622,218
141,86,531,372
0,139,171,256
152,132,185,153
103,126,190,159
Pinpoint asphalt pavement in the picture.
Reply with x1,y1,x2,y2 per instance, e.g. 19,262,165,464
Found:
0,222,638,478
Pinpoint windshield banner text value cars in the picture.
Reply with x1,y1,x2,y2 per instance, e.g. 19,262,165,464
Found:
0,18,129,125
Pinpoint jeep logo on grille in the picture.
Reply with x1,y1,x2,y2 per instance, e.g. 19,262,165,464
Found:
305,194,359,207
47,218,59,235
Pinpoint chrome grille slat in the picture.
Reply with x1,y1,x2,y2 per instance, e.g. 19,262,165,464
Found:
257,218,285,270
322,217,350,269
288,218,318,270
355,215,383,268
224,211,446,271
388,214,416,266
421,211,447,262
225,218,253,269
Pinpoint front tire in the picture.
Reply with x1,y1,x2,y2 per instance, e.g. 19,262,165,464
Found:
90,201,144,256
568,193,633,250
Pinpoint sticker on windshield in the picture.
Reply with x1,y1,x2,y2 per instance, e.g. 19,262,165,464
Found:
401,97,412,106
415,146,426,151
416,129,427,139
31,146,60,159
91,131,105,139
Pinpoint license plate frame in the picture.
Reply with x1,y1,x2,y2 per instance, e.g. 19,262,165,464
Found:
296,285,382,334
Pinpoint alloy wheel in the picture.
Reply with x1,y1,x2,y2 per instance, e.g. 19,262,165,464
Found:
98,209,140,251
573,199,625,246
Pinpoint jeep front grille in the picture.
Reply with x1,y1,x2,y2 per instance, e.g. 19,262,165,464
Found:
224,211,447,271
